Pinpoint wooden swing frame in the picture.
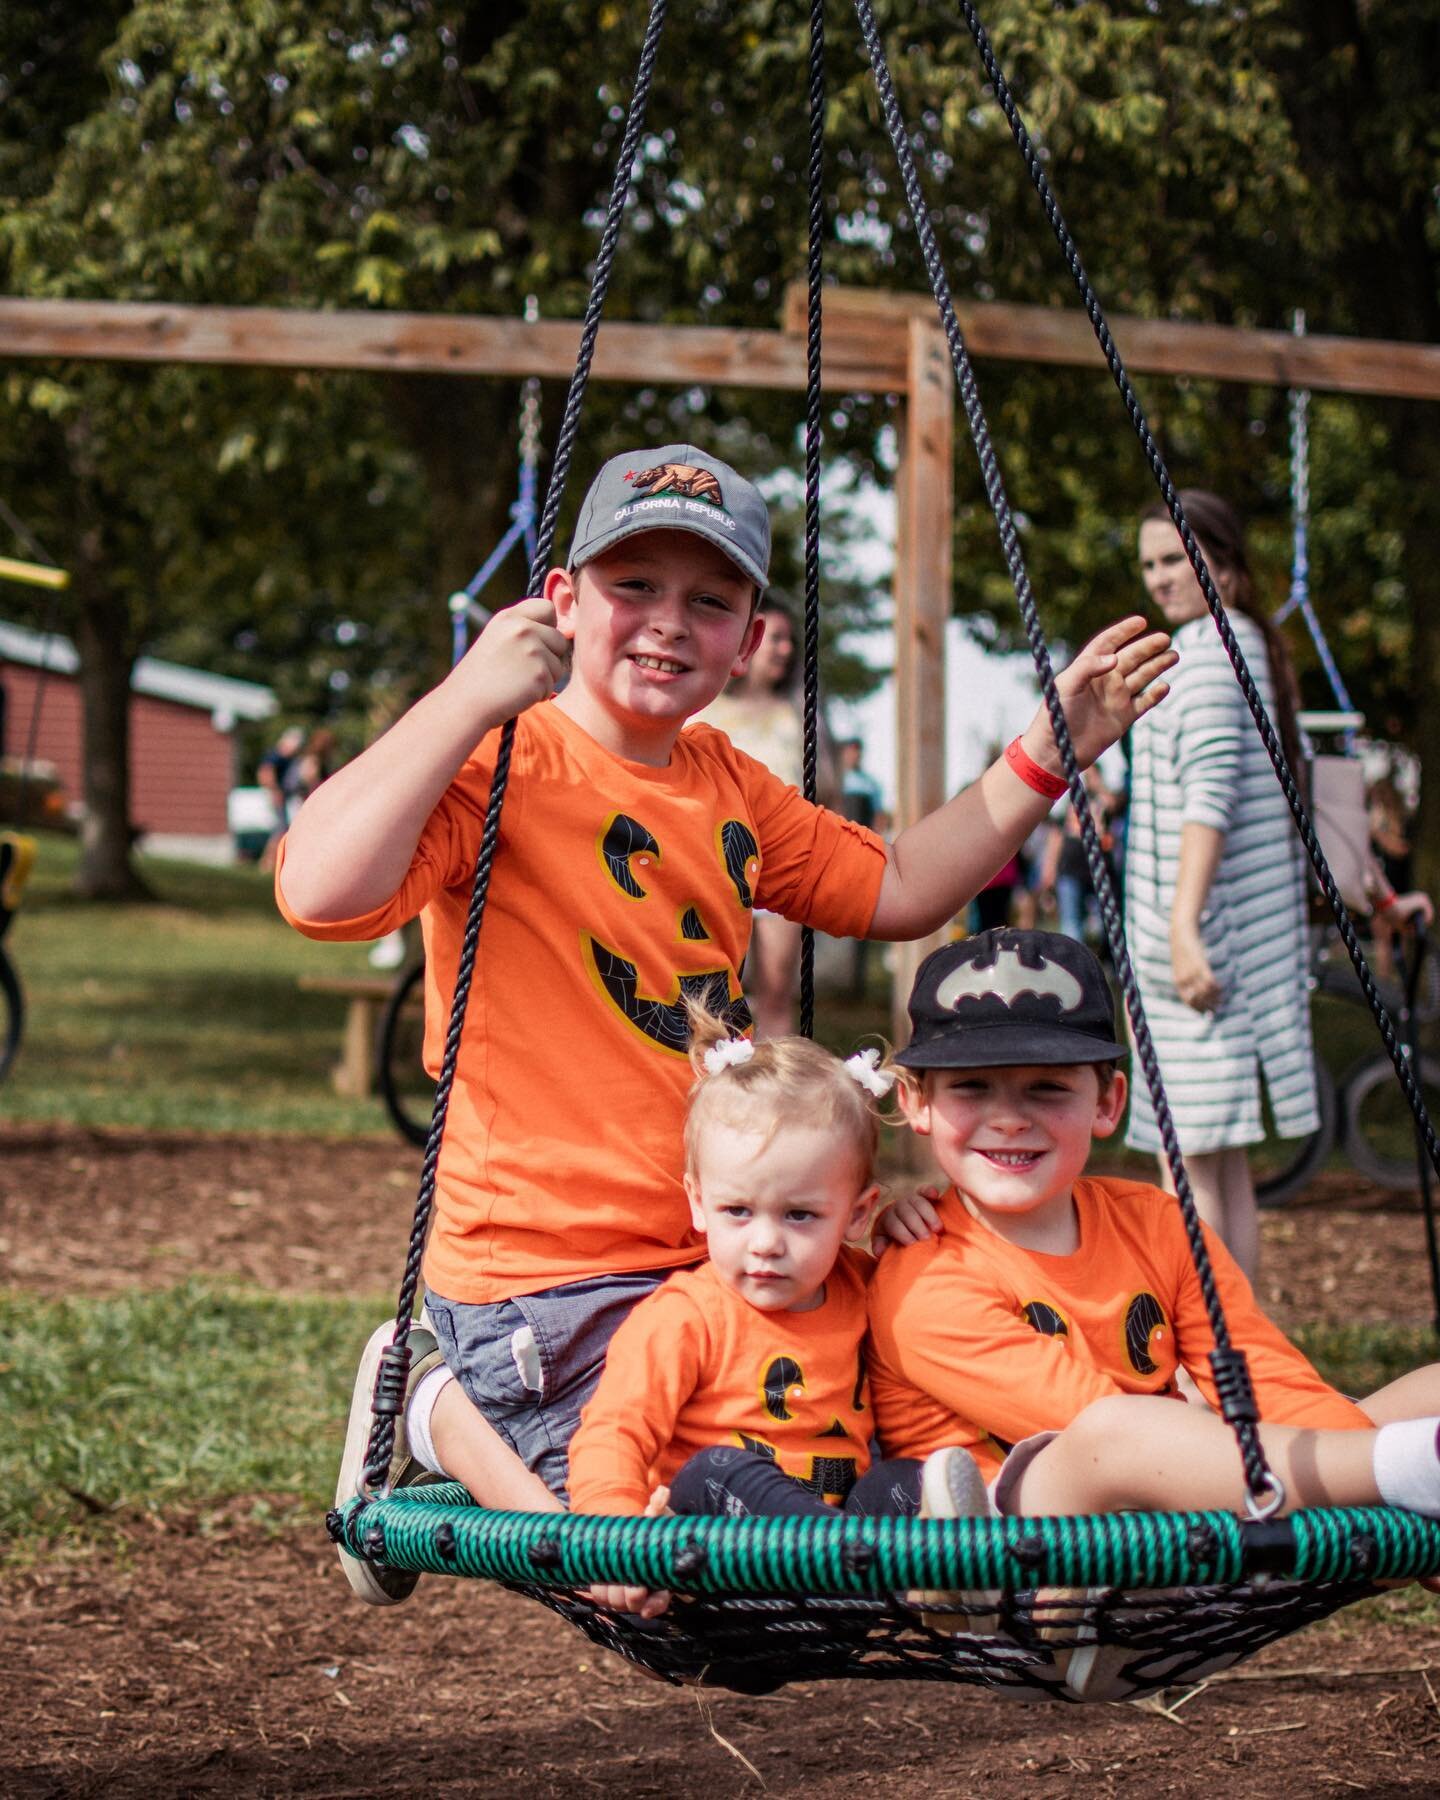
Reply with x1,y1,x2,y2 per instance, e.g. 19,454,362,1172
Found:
3,287,1438,1038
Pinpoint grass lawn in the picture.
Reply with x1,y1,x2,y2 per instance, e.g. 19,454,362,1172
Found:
2,834,396,1135
2,1281,1435,1563
4,835,1438,1593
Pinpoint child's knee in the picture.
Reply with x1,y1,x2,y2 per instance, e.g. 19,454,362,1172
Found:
1064,1394,1136,1456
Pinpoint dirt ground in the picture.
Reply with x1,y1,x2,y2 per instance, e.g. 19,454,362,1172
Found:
4,1127,1440,1797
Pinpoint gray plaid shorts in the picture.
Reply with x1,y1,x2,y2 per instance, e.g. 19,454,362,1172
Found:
424,1269,671,1501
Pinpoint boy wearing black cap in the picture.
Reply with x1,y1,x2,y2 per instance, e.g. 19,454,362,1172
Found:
869,928,1440,1546
279,448,1174,1600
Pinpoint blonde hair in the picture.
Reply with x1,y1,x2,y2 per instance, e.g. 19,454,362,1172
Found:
683,999,883,1184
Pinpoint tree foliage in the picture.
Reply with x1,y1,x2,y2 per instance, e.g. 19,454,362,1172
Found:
2,1,1438,888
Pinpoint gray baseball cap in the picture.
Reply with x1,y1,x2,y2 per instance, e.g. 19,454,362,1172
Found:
567,444,770,589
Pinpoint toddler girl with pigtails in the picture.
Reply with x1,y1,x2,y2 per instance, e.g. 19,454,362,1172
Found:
568,1001,950,1616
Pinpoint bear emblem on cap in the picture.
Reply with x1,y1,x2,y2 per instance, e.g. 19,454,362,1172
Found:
937,946,1083,1014
624,463,723,507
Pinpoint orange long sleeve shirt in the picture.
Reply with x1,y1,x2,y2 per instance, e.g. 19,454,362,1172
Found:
277,703,886,1303
868,1176,1368,1483
567,1251,874,1515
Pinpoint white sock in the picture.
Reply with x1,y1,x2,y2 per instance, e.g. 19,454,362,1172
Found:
1372,1417,1440,1516
406,1364,455,1476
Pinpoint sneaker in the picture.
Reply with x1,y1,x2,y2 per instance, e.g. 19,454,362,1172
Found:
911,1446,1000,1636
334,1315,446,1606
1044,1585,1245,1702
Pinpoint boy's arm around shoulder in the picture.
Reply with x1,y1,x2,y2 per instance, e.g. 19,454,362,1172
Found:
567,1277,709,1515
279,599,567,923
868,617,1174,939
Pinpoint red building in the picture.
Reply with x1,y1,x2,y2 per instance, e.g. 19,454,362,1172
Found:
0,619,275,853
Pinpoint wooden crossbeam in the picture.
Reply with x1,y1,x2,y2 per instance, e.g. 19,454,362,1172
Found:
3,292,1438,401
0,298,907,394
782,284,1440,402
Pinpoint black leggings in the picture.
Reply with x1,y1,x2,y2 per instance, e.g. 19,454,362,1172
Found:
668,1445,922,1519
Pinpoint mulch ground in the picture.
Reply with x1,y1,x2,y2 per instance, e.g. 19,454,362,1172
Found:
3,1127,1440,1796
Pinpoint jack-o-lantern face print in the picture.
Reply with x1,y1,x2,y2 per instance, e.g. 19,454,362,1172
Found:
1123,1291,1170,1377
731,1345,870,1506
580,811,758,1055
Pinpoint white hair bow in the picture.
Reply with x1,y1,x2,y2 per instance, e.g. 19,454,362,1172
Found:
703,1036,756,1076
845,1047,895,1097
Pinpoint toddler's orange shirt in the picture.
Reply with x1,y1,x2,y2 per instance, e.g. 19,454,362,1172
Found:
868,1175,1368,1482
567,1250,874,1514
276,703,886,1303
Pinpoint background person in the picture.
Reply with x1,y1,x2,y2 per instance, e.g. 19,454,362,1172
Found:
695,599,838,1036
1365,774,1434,981
1038,764,1124,949
1124,491,1313,1279
838,736,887,998
256,725,305,872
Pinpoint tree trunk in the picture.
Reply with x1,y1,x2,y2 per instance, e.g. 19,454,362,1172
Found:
383,374,521,681
72,591,149,901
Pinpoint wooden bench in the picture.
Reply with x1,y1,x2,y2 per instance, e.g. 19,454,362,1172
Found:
297,974,398,1098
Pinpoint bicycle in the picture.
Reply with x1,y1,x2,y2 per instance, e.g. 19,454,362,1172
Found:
1255,921,1440,1206
0,831,35,1084
376,959,432,1148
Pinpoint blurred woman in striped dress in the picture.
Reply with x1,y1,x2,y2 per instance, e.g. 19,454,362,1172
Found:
1124,491,1314,1277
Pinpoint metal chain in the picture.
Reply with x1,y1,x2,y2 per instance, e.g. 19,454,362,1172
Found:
853,0,1274,1499
798,0,826,1041
361,0,671,1496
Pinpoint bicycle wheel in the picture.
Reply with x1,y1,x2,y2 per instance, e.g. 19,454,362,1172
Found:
0,943,21,1083
375,961,432,1149
1254,1057,1337,1209
1312,942,1440,1026
1340,1051,1440,1191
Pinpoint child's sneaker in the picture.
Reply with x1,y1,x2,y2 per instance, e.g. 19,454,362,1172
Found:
910,1446,1000,1636
334,1315,446,1606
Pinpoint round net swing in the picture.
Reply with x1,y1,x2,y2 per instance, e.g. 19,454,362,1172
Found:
329,0,1440,1700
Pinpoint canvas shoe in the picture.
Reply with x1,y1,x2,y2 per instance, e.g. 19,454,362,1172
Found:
910,1446,1001,1636
334,1314,446,1605
1044,1583,1246,1703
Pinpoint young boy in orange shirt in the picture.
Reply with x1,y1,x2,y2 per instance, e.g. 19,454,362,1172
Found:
279,448,1174,1603
868,929,1440,1530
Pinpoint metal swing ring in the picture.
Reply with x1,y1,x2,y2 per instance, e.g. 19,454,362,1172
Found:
1244,1470,1288,1523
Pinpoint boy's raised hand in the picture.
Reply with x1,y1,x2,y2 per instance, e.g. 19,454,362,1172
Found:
1020,616,1176,775
463,596,569,722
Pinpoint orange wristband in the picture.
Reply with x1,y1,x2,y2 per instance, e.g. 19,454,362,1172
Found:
1005,736,1068,801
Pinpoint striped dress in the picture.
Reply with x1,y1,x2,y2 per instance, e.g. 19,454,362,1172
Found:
1124,613,1317,1153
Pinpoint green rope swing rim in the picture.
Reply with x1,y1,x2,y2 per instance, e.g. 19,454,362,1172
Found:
333,1487,1440,1596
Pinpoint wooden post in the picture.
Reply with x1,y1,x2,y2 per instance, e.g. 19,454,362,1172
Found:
890,317,955,1055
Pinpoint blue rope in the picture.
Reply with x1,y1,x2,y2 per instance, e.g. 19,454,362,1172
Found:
1273,316,1357,733
448,374,544,668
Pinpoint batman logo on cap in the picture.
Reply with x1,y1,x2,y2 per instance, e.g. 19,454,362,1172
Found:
936,946,1083,1014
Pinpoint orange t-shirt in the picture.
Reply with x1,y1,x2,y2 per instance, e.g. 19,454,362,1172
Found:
276,703,886,1302
867,1175,1368,1482
567,1250,874,1514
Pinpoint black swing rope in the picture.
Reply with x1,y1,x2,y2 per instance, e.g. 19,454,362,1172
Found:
850,0,1280,1506
358,0,672,1498
954,0,1440,1198
334,0,1440,1696
797,0,826,1041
